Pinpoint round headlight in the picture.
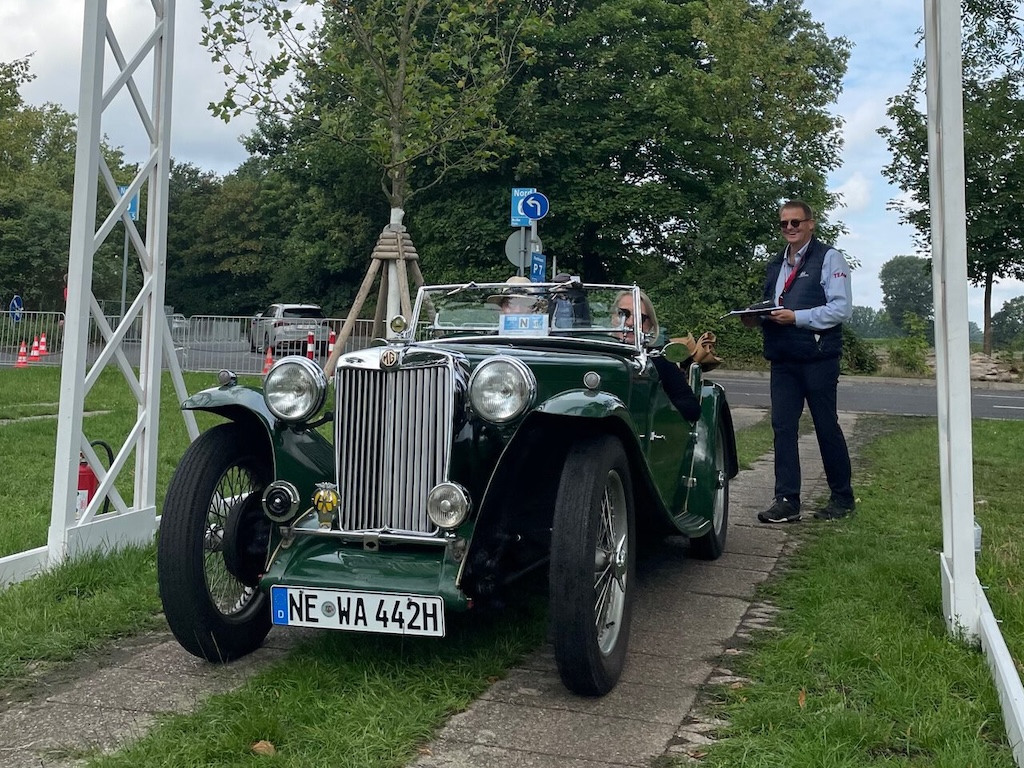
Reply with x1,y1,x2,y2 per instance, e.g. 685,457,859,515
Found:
264,356,328,422
468,356,536,424
389,314,408,334
427,482,471,529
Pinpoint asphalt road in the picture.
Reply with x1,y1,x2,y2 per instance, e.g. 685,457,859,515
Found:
711,371,1024,421
6,345,1024,421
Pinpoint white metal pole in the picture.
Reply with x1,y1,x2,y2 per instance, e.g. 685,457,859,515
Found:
134,0,176,515
924,0,979,636
49,0,107,565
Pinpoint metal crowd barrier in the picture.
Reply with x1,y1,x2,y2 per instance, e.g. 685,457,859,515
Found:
1,312,377,374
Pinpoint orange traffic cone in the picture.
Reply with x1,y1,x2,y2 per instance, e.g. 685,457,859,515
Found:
38,332,48,355
29,336,41,362
262,346,274,375
306,331,315,360
327,329,336,358
15,340,28,368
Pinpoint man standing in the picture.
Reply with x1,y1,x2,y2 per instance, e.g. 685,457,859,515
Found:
743,200,855,523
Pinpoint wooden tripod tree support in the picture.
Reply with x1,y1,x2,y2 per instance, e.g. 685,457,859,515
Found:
322,220,426,375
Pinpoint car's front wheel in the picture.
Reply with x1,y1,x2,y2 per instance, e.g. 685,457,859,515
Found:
157,422,273,662
550,434,635,696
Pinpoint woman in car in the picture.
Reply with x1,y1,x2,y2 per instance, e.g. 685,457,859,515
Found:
614,290,702,423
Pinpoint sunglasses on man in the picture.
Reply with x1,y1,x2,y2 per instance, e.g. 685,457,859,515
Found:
778,218,810,230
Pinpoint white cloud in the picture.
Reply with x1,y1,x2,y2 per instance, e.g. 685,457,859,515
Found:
833,172,871,212
2,1,255,175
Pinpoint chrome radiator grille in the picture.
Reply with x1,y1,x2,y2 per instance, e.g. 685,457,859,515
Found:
334,360,454,533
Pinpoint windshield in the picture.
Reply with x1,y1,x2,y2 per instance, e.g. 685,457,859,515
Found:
411,282,653,350
282,307,324,319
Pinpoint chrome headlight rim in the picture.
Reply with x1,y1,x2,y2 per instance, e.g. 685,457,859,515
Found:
467,355,537,424
263,356,329,422
426,482,472,530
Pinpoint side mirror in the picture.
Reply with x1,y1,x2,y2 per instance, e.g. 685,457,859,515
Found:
661,341,691,364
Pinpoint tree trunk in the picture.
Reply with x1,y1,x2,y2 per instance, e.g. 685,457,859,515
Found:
983,270,993,355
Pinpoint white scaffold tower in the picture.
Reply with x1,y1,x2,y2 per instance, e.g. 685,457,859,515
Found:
0,0,197,587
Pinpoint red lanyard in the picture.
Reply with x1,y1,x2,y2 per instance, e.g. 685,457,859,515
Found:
779,252,804,306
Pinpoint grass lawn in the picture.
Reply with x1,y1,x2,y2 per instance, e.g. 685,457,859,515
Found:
1,369,1022,766
689,416,1024,767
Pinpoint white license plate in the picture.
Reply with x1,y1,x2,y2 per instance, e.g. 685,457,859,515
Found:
271,586,444,637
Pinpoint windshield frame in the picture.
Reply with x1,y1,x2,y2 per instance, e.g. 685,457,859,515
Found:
410,282,652,352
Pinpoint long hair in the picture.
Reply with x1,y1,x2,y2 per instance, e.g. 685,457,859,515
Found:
613,289,659,341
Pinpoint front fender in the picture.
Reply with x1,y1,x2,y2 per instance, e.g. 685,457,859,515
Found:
535,389,632,422
182,384,335,502
183,384,277,432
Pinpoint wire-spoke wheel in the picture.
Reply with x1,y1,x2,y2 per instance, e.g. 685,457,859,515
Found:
551,434,635,696
158,423,272,662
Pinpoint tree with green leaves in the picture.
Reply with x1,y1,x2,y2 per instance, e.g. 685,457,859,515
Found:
848,305,898,339
879,0,1024,354
409,0,849,316
991,294,1024,349
200,0,546,215
878,255,933,332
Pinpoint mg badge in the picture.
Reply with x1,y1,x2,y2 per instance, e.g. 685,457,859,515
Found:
312,482,340,529
380,348,399,368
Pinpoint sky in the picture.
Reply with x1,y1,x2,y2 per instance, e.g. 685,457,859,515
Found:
1,0,1021,326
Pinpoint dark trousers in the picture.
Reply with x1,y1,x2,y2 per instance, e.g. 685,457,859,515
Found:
769,357,853,508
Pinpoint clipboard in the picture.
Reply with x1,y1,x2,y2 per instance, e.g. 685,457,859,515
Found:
721,301,781,320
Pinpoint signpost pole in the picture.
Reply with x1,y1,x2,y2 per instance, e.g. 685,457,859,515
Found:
518,227,528,277
120,226,129,322
117,184,138,324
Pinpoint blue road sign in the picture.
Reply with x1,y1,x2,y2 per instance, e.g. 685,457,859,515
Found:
9,294,23,323
522,192,550,220
530,251,546,282
118,184,140,221
510,187,535,227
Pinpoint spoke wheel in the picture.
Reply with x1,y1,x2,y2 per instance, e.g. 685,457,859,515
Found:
690,421,730,560
158,423,272,661
551,434,635,696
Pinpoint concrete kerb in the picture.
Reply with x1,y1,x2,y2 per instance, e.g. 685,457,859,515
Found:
0,405,854,768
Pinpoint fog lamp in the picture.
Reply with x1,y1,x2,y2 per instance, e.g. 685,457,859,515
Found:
426,482,471,529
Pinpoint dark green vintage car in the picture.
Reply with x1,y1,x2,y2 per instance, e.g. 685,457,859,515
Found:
157,280,738,696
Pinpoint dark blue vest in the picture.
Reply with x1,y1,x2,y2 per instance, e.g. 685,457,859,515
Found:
760,237,843,362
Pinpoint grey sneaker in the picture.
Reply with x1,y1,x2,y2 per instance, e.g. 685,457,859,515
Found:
757,498,801,524
813,500,856,521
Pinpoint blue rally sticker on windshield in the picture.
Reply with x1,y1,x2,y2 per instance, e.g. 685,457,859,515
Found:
499,313,549,336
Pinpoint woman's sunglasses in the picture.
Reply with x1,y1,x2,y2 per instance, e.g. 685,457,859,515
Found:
617,307,650,324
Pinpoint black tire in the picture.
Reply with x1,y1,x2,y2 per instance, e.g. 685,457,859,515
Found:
690,421,730,560
550,434,635,696
157,423,272,662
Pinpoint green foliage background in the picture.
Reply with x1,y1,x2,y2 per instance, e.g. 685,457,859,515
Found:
1,1,856,329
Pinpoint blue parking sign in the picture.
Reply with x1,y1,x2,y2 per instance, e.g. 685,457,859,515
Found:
530,252,546,282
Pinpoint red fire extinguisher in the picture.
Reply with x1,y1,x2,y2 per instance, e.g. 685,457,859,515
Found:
76,440,112,519
77,454,97,519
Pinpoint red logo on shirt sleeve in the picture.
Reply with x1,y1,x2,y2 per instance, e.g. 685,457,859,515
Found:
833,271,847,279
